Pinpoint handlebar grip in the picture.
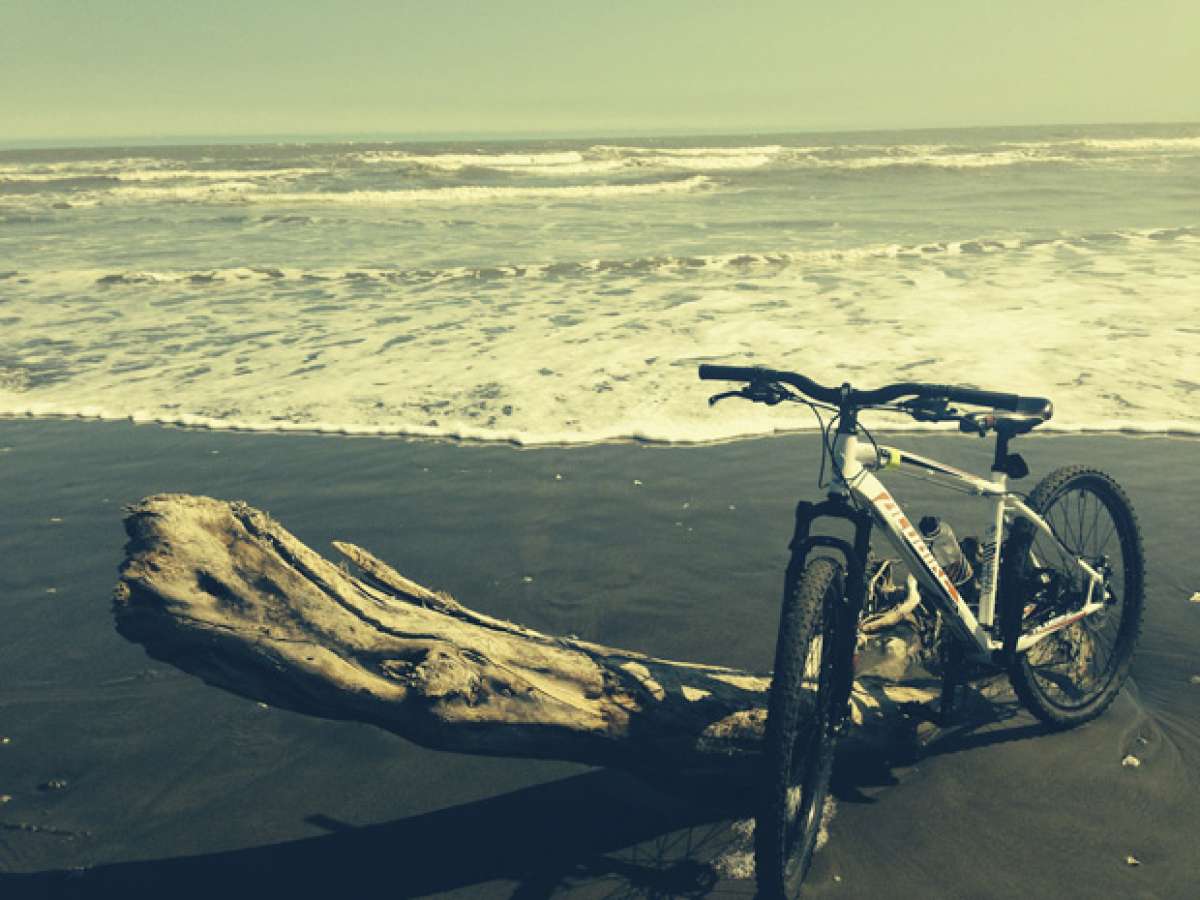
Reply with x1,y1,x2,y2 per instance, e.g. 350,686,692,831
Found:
698,364,768,381
938,385,1019,410
934,385,1052,418
1014,396,1054,418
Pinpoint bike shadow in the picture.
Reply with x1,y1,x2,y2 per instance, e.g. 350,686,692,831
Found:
831,676,1049,803
0,769,754,900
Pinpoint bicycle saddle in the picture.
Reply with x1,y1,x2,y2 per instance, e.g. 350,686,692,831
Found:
960,405,1053,437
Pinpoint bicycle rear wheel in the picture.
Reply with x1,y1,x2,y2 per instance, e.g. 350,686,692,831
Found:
1002,466,1145,727
755,557,842,898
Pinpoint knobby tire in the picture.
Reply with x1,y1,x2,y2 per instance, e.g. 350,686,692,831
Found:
755,557,843,898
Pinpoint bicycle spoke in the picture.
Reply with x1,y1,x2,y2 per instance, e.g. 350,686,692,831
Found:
1097,517,1118,561
1081,616,1115,676
1079,492,1091,550
1030,637,1089,702
1058,503,1080,560
1043,532,1074,585
1085,492,1103,555
1055,496,1070,549
1078,491,1089,550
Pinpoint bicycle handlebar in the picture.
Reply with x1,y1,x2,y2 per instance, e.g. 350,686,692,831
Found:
697,364,1052,417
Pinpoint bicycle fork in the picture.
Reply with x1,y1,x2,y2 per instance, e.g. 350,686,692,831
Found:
786,496,874,727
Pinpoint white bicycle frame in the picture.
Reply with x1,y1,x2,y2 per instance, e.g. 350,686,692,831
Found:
832,431,1107,661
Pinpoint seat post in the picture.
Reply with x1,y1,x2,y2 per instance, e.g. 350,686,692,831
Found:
991,431,1011,474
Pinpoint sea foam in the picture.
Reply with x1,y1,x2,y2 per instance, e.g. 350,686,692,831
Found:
71,176,715,207
5,225,1172,293
3,127,1197,446
3,226,1197,445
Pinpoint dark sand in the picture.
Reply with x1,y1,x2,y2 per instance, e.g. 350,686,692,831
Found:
1,419,1198,898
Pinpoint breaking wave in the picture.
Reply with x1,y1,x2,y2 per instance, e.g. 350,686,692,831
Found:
36,224,1189,290
6,130,1198,205
70,175,713,206
3,125,1197,446
4,404,1198,447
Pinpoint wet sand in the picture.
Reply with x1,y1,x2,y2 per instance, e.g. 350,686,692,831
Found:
1,419,1198,898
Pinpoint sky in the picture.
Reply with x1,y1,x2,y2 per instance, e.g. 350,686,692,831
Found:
2,0,1197,144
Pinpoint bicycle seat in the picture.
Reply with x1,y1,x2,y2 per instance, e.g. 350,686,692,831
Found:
961,406,1052,437
996,411,1048,436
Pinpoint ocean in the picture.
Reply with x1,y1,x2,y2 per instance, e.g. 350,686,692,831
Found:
1,122,1197,444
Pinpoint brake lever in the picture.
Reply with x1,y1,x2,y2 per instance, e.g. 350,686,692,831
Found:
959,411,996,436
746,381,793,405
901,397,960,422
707,390,744,406
708,381,794,407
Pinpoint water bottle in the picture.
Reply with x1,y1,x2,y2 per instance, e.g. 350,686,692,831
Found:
918,516,974,585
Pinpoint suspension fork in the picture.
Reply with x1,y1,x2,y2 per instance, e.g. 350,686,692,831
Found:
786,496,875,716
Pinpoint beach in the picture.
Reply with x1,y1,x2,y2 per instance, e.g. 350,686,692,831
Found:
3,6,1198,895
1,419,1198,897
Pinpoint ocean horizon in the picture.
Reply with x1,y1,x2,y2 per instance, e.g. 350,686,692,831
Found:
4,117,1198,151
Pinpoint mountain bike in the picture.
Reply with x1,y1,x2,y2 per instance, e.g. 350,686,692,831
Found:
698,364,1145,899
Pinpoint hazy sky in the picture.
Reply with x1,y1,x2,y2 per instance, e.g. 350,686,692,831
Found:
3,0,1197,143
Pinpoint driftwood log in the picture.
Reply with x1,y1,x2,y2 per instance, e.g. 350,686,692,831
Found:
113,494,992,781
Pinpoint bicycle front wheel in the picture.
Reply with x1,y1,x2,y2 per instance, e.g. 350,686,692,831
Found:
1003,466,1145,727
755,557,842,899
